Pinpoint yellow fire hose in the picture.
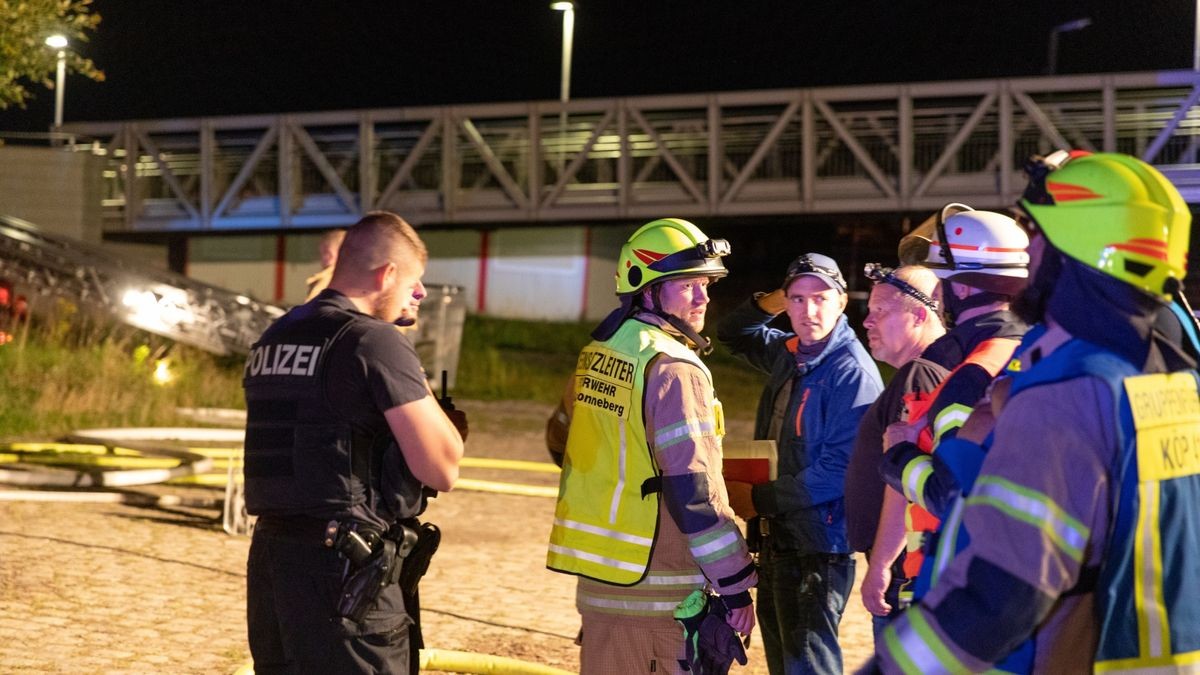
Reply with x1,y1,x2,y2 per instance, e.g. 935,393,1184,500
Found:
417,649,574,674
0,434,560,498
233,649,575,674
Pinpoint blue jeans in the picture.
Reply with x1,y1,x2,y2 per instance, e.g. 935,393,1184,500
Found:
756,550,855,675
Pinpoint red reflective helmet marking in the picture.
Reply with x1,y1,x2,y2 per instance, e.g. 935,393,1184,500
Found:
632,248,668,265
1110,239,1169,261
932,241,1027,253
1047,181,1104,202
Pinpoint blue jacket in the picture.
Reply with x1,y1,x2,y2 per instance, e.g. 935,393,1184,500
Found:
717,299,883,552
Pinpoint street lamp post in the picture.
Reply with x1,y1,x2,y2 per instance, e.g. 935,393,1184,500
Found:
44,34,69,130
1194,0,1199,71
551,1,575,171
1045,18,1092,76
551,1,575,109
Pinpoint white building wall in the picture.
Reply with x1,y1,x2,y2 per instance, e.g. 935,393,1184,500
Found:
420,230,483,310
420,226,625,321
584,225,637,321
483,227,585,321
0,146,104,244
186,235,279,302
281,232,325,304
185,232,331,307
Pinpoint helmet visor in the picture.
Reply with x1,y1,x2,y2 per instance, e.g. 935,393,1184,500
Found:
647,238,731,275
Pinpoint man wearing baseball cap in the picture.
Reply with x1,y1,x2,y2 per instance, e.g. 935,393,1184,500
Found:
718,252,883,674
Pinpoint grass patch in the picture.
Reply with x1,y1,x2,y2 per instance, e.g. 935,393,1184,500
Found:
0,314,773,440
0,329,244,440
454,315,766,422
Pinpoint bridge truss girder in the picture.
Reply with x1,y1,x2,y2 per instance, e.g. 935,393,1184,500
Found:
65,69,1200,233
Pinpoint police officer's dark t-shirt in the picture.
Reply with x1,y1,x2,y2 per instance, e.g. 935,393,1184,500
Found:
844,358,948,553
321,294,430,426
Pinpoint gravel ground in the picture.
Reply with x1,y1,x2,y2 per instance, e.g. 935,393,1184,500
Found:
0,399,875,673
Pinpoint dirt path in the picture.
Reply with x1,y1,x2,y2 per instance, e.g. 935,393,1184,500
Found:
0,399,876,673
422,400,876,674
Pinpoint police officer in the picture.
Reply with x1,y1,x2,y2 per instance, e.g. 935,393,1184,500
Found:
874,152,1200,672
547,218,756,675
243,211,465,674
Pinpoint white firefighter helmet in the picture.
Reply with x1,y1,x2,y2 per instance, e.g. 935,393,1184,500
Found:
899,203,1029,294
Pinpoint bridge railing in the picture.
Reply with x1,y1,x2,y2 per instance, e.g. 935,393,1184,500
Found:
63,69,1200,232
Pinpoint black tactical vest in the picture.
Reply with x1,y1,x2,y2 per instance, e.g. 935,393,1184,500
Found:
242,294,425,526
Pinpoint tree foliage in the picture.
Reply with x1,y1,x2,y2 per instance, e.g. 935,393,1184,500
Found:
0,0,103,110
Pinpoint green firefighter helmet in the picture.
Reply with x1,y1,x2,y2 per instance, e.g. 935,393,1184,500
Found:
615,218,730,295
1018,151,1191,301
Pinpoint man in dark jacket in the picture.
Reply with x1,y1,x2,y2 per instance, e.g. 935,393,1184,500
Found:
846,264,947,647
719,252,883,675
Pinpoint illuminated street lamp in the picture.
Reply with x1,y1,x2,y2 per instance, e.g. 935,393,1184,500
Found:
44,33,68,129
1045,18,1091,75
551,1,575,170
551,1,575,109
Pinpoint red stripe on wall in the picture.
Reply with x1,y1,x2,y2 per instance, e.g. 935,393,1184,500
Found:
477,230,490,314
274,234,287,302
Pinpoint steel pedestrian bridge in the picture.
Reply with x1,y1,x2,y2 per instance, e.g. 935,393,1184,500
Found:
62,69,1200,233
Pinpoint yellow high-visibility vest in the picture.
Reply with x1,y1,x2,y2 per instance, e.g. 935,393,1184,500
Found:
546,318,721,585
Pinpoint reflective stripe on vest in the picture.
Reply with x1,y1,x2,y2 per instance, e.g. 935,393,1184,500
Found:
1095,371,1200,672
883,606,973,675
546,319,717,585
927,497,965,591
967,475,1089,564
984,338,1200,672
932,402,972,445
577,570,708,617
901,337,1021,584
903,454,935,511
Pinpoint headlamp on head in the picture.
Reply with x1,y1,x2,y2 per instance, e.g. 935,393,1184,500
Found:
863,262,939,311
649,238,732,272
784,253,847,293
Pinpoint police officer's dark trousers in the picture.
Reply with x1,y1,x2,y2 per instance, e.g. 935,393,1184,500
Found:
247,518,415,674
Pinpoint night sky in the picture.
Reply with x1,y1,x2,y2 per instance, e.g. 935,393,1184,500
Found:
0,0,1194,131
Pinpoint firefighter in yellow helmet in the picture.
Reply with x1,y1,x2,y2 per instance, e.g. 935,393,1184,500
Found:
873,151,1200,673
546,218,757,674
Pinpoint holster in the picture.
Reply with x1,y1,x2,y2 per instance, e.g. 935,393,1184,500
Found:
336,538,398,622
397,521,440,597
331,519,432,622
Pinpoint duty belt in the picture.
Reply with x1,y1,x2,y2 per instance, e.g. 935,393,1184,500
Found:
255,515,345,545
255,514,440,622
